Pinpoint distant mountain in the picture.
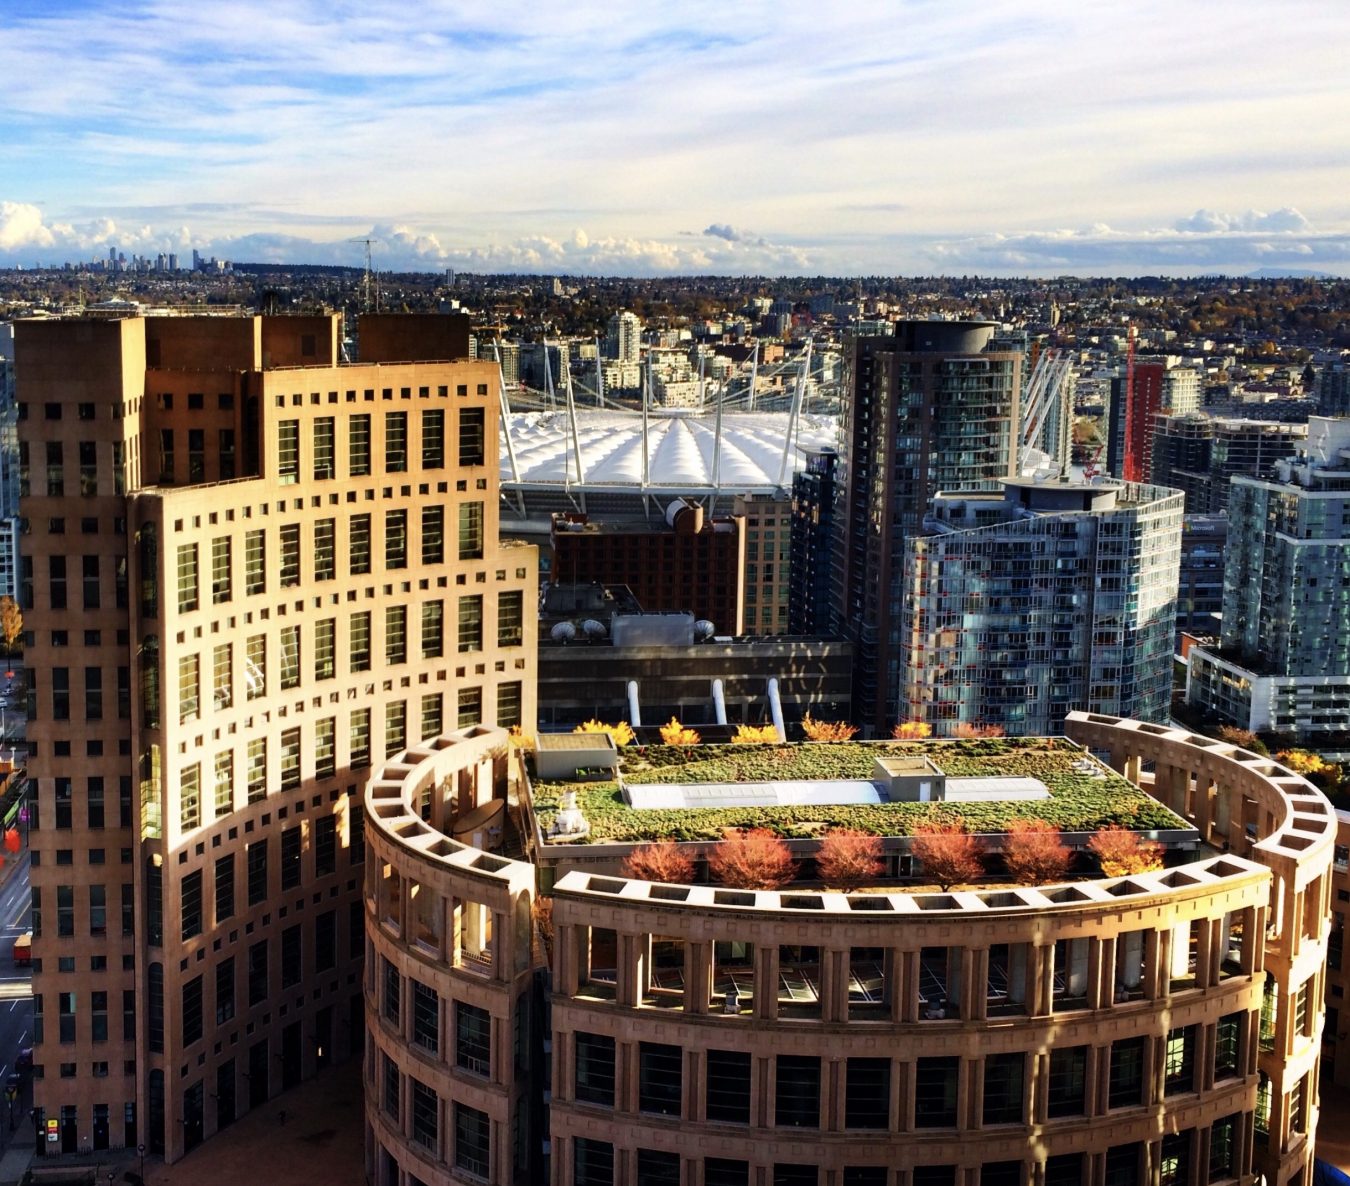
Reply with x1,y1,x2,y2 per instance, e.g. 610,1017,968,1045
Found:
1245,267,1344,280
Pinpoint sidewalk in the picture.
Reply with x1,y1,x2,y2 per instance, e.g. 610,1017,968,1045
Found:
2,1059,363,1186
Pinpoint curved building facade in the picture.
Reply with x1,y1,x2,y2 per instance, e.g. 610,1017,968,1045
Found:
366,714,1334,1186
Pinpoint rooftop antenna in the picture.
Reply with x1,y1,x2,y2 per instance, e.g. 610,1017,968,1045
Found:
348,238,379,313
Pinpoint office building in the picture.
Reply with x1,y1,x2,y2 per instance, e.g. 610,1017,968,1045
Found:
1188,417,1350,745
788,448,839,636
15,312,537,1162
732,492,791,636
900,478,1182,736
1150,415,1306,515
365,713,1332,1186
836,323,1022,735
1177,514,1228,639
605,312,642,365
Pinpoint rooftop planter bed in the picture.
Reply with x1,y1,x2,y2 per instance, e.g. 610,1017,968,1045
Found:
529,738,1186,844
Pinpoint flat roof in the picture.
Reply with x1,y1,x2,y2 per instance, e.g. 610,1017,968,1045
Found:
537,733,616,751
624,779,884,810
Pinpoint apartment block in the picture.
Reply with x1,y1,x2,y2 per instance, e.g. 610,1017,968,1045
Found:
15,312,536,1162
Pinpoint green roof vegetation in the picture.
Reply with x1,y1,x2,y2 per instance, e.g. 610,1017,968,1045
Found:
529,737,1188,844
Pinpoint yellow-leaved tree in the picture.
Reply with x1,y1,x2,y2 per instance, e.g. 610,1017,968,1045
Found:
659,717,701,748
731,723,780,745
892,720,933,740
573,719,635,747
800,712,858,742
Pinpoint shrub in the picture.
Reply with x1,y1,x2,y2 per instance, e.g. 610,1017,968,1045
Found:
816,828,884,891
801,713,859,742
1087,825,1164,877
1275,748,1342,792
507,724,535,752
574,719,635,747
909,819,984,890
708,828,797,889
731,723,780,745
622,840,696,884
892,721,933,740
1003,819,1072,885
953,721,1006,739
659,717,702,748
1217,725,1267,755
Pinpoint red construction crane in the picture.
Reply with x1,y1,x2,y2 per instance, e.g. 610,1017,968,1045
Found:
1122,323,1139,481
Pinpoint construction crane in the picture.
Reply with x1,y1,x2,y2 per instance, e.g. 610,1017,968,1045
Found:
348,238,379,313
1122,323,1139,481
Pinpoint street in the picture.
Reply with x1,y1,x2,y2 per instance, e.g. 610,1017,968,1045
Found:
0,852,32,1144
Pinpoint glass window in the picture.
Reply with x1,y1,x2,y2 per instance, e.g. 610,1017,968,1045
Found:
573,1138,613,1186
1215,1011,1242,1079
421,506,444,565
1108,1037,1145,1108
313,619,336,681
385,701,406,758
279,729,301,791
412,981,439,1054
575,1032,616,1106
349,610,371,672
705,1049,751,1123
315,718,336,780
279,523,300,587
215,853,234,923
385,606,407,665
215,956,235,1024
1164,1026,1195,1095
410,1077,438,1151
313,417,335,480
314,519,336,581
844,1058,889,1129
245,634,265,700
179,763,201,833
178,654,199,722
281,923,302,987
277,626,300,690
181,976,203,1047
496,682,522,729
456,1002,490,1075
1047,1045,1087,1117
455,1104,490,1178
915,1057,958,1127
349,414,371,477
982,1053,1024,1124
246,738,266,803
421,409,445,469
385,510,407,569
212,643,231,711
421,600,443,659
244,530,265,595
459,407,486,466
638,1042,681,1116
420,693,442,741
349,513,371,575
277,419,299,484
498,590,523,646
458,502,484,559
457,687,481,729
385,412,407,472
458,595,483,652
705,1158,749,1186
211,537,231,604
776,1055,820,1127
176,543,198,612
180,870,202,940
213,750,233,817
247,839,268,905
350,708,371,768
637,1150,681,1186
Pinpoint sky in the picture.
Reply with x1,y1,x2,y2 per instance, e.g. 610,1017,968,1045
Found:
2,0,1349,278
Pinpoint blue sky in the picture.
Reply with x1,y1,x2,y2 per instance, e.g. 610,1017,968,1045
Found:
2,0,1349,276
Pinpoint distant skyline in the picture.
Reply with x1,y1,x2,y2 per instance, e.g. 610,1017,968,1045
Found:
3,0,1349,277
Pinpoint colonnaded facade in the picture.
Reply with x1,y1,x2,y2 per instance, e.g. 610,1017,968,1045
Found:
364,713,1334,1186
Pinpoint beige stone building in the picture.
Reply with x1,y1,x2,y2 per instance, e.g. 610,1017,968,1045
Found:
16,311,536,1162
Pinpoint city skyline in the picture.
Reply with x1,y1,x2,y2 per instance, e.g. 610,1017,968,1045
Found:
3,0,1350,277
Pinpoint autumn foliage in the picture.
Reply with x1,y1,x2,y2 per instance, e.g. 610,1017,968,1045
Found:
909,819,984,890
731,723,781,745
892,720,933,740
1003,819,1073,885
622,840,696,884
0,597,20,656
659,717,702,748
708,828,798,889
573,719,635,747
953,721,1006,739
1087,825,1164,877
815,828,885,891
800,712,859,742
1217,725,1268,755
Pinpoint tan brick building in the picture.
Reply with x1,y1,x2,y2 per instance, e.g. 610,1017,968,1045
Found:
15,312,536,1162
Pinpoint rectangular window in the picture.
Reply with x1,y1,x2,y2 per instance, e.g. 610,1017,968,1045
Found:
48,440,65,494
245,634,266,700
385,606,407,665
178,654,200,722
915,1057,959,1127
349,609,373,672
280,626,300,689
211,537,231,604
181,870,202,940
349,414,371,476
1215,1012,1242,1079
1108,1037,1145,1108
1210,1113,1238,1180
456,1001,490,1075
182,976,203,1047
50,555,67,609
246,737,267,803
314,910,336,973
458,502,484,559
315,814,337,876
776,1055,820,1127
245,530,265,595
215,853,234,923
982,1053,1025,1124
706,1049,751,1123
52,666,69,720
421,409,445,469
314,619,336,681
1047,1045,1087,1117
1164,1026,1195,1096
279,728,301,791
315,717,336,780
351,709,371,768
498,590,523,647
281,924,302,987
188,428,205,481
383,957,401,1024
382,1052,400,1121
458,687,482,729
177,544,198,612
179,763,201,833
385,701,407,758
219,429,235,479
413,982,439,1054
89,885,106,937
212,643,231,710
421,505,444,565
845,1058,889,1129
216,956,235,1024
574,1138,614,1186
420,693,442,741
314,519,336,581
350,514,371,575
79,440,98,496
638,1151,681,1186
279,524,300,587
385,412,407,472
459,407,486,466
85,666,102,721
248,940,268,1005
313,417,335,480
638,1043,682,1117
247,840,268,906
411,1078,438,1151
278,419,299,483
575,1032,616,1106
458,595,483,652
454,1104,489,1178
496,682,522,729
385,510,408,569
421,601,443,659
82,554,99,608
87,778,105,829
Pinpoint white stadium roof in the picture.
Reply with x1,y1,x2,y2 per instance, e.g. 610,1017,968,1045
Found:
500,409,839,494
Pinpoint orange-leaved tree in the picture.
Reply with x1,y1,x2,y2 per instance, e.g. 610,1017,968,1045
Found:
622,840,696,884
731,723,780,745
909,819,984,890
0,597,20,657
1003,819,1072,885
953,721,1006,739
659,717,702,748
1217,725,1267,755
816,828,884,891
1087,825,1164,877
800,712,859,742
573,719,635,747
892,720,933,740
708,828,797,889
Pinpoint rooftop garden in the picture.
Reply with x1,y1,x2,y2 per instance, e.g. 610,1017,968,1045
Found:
528,737,1187,844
